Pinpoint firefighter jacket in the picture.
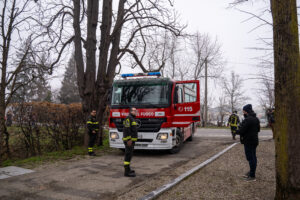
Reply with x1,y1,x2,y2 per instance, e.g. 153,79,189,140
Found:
87,115,99,134
228,114,240,127
123,114,138,142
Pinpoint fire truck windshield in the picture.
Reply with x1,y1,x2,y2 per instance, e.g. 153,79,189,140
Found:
111,81,170,107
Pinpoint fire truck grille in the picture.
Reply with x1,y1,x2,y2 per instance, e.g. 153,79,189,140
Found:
111,118,167,132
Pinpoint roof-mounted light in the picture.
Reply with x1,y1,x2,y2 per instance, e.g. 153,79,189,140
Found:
121,72,161,78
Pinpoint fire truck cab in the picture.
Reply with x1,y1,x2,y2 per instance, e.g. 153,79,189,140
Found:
109,72,200,153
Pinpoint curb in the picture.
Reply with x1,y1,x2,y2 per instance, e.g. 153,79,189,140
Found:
139,142,239,200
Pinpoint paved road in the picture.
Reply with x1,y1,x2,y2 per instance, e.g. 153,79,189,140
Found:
0,128,272,200
196,128,273,139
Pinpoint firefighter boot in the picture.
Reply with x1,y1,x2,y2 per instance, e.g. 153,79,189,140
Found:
88,151,96,156
124,165,136,177
129,165,135,173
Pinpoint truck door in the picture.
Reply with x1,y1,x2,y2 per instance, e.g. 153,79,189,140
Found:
172,80,200,127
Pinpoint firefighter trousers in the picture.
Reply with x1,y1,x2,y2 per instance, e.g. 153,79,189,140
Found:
124,141,135,166
230,126,237,139
88,133,97,153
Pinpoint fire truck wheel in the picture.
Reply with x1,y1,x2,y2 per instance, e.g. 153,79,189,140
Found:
169,130,183,154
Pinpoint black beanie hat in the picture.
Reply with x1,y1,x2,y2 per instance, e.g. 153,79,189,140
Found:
243,104,253,113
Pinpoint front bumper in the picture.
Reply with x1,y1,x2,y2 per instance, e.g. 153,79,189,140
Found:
109,128,174,150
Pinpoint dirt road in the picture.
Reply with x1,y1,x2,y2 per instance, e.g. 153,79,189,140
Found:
0,128,272,200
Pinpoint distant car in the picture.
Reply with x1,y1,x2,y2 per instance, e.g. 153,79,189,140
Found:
260,118,268,128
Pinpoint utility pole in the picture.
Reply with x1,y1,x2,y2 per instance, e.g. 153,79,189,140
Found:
204,59,208,127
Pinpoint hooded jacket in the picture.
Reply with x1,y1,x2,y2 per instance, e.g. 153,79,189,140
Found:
237,112,260,146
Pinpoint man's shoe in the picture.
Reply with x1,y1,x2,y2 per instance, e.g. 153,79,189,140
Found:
245,176,256,182
242,172,250,178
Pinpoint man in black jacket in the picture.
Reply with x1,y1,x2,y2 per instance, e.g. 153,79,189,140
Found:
237,104,260,181
86,110,99,156
123,107,138,177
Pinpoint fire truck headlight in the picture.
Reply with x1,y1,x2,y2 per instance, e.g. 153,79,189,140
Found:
157,133,168,140
110,132,119,139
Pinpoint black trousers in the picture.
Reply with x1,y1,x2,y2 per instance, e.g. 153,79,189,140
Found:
244,144,258,178
88,133,97,152
124,141,135,166
230,126,237,138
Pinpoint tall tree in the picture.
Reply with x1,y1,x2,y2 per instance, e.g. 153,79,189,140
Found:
39,0,183,145
189,32,223,126
59,54,81,104
271,0,300,199
217,94,228,126
222,71,247,112
9,52,52,103
0,0,50,160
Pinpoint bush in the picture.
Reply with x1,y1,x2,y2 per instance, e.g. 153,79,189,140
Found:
10,102,85,158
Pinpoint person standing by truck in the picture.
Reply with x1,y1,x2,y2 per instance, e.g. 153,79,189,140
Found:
123,107,138,177
228,111,240,140
86,110,99,156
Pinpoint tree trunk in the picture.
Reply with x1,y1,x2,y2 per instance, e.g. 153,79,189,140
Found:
271,0,300,199
0,91,9,162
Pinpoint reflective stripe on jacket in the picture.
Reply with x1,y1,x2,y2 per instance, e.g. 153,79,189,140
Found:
228,114,240,127
123,114,138,141
87,115,99,133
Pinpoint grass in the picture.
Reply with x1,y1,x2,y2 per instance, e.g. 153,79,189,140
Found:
1,133,112,168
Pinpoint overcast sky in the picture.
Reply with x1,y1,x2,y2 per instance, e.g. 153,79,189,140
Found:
52,0,273,111
174,0,272,108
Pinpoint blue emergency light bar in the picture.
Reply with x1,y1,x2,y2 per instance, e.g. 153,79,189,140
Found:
121,72,161,78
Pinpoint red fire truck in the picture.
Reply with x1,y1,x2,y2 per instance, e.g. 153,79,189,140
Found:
108,72,200,153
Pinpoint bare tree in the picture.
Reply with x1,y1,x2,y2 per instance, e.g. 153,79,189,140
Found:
271,0,300,198
217,94,228,126
190,32,224,79
229,0,300,198
188,32,224,126
222,71,248,112
37,0,183,145
258,73,274,110
0,0,51,160
162,34,181,79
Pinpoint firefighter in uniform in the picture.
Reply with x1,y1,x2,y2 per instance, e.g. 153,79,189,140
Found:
87,110,99,156
228,110,240,140
123,107,138,177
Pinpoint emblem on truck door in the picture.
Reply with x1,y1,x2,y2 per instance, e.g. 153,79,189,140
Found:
178,107,183,112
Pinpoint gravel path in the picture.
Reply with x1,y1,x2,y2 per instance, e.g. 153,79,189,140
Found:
157,140,275,200
117,140,232,200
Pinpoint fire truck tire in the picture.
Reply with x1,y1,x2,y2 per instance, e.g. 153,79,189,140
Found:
169,129,183,154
